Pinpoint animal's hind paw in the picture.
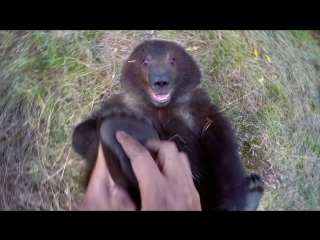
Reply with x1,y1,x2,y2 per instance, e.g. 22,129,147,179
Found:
243,173,264,211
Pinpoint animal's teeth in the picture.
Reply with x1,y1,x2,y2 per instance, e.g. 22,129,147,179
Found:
154,93,169,102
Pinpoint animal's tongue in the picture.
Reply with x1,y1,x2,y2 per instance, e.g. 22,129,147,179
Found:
153,93,169,102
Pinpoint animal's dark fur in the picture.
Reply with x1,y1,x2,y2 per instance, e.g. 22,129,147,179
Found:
72,40,264,211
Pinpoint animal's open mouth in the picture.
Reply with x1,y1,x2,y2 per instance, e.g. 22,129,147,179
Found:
152,93,170,103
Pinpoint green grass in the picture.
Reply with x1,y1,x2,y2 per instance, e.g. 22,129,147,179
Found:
1,30,320,210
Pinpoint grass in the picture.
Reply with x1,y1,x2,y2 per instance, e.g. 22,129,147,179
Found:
0,30,320,210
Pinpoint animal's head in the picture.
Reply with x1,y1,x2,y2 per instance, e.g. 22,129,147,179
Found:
120,40,201,107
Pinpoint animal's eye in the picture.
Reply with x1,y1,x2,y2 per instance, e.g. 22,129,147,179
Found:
170,58,175,65
143,59,148,65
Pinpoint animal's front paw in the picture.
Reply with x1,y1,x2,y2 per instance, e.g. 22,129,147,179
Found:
98,107,160,206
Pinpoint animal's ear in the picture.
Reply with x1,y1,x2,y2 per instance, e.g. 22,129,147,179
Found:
72,117,99,163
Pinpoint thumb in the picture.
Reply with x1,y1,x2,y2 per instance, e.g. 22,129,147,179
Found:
111,185,137,211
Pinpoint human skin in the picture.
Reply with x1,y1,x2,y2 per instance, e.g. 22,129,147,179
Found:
77,131,201,211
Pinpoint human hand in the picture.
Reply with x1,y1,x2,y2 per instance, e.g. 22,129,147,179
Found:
77,142,137,211
77,131,202,211
116,131,201,211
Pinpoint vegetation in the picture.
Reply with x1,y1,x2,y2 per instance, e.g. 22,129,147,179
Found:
1,30,319,210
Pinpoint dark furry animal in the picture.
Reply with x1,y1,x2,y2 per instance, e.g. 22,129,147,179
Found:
72,39,264,211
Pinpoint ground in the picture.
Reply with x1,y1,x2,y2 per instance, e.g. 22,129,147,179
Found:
0,30,319,210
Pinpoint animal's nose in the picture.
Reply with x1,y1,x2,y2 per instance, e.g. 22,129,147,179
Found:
153,80,170,88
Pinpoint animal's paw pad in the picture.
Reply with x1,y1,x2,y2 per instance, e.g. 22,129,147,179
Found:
99,107,154,128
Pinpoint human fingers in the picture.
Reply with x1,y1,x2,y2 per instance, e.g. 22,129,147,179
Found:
177,151,195,185
146,139,189,179
146,139,200,207
78,143,137,211
115,131,163,189
95,143,115,186
110,185,137,211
